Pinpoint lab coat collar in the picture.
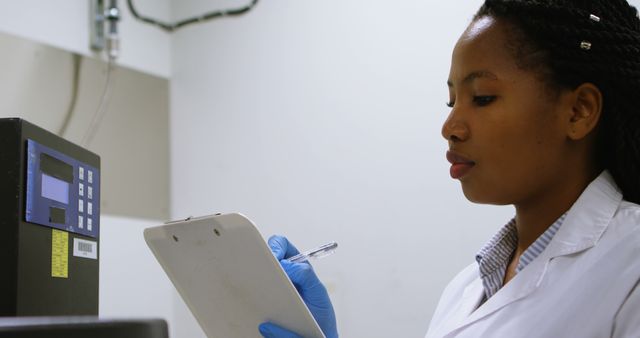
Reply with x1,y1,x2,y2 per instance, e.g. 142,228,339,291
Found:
440,170,623,337
543,170,622,259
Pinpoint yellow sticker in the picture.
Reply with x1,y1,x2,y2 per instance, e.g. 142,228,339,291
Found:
51,229,68,278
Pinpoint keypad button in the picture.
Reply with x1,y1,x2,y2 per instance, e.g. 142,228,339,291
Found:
87,218,93,231
88,202,93,216
88,170,93,184
79,167,85,180
79,199,84,213
78,215,84,229
88,186,93,200
79,183,84,197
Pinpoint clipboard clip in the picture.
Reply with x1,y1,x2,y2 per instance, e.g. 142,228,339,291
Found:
164,213,223,225
164,215,193,225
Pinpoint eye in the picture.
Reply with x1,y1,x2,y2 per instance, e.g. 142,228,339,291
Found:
473,95,497,106
446,101,455,108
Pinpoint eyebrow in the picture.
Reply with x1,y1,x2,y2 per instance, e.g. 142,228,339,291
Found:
447,70,498,87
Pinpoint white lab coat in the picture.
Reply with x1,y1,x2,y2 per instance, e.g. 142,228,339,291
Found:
425,171,640,338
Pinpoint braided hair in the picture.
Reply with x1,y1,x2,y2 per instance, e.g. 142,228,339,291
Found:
474,0,640,204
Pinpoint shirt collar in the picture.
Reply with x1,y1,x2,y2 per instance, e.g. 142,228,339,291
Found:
476,219,517,278
476,211,568,300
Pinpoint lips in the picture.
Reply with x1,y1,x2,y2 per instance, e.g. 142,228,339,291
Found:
446,150,476,179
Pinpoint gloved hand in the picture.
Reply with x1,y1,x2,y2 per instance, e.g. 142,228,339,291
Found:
259,235,338,338
258,322,303,338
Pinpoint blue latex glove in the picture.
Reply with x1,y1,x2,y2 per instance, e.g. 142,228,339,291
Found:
259,322,303,338
259,235,338,338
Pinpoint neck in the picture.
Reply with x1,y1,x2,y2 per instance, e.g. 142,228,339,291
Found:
513,169,600,256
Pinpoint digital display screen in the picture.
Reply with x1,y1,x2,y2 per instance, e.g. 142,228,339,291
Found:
49,206,66,224
40,153,73,182
41,173,69,204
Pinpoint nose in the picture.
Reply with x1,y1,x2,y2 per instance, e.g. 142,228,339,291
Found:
441,110,469,143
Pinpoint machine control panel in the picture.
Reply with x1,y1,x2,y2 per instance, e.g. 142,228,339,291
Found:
25,139,100,238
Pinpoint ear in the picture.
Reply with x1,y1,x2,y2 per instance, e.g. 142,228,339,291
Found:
566,83,602,141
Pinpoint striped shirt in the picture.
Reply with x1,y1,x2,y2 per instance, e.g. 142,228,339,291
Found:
476,213,567,301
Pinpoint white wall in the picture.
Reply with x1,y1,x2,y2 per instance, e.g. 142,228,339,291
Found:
170,1,513,337
99,215,175,336
0,0,171,78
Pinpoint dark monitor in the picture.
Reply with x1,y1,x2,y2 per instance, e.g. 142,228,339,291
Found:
0,317,168,338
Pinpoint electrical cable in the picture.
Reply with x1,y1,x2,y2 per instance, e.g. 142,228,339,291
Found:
81,58,116,147
58,53,83,137
126,0,259,32
81,0,119,147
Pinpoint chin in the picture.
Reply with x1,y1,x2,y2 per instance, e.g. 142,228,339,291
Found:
460,181,511,206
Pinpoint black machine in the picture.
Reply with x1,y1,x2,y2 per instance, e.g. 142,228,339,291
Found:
0,317,168,338
0,118,101,316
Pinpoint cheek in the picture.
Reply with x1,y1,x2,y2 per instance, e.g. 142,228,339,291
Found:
485,100,561,159
477,108,563,182
480,118,530,160
493,123,556,168
462,125,558,204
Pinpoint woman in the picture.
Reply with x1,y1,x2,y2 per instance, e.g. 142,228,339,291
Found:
260,0,640,337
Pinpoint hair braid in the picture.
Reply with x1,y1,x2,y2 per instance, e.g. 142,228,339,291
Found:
476,0,640,203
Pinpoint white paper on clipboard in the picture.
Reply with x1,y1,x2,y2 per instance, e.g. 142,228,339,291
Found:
144,213,326,338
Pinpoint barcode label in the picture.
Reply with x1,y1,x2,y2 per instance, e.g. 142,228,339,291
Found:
73,238,97,259
78,242,93,253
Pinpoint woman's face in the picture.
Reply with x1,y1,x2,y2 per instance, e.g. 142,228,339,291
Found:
443,16,573,205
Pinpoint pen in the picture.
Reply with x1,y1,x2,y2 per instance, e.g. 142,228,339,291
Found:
286,242,338,263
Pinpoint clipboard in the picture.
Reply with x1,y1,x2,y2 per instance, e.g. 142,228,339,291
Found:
144,213,326,338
